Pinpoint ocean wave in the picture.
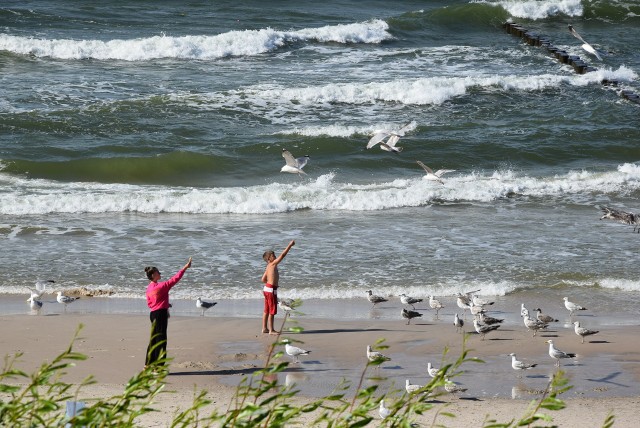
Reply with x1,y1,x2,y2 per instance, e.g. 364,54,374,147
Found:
1,163,640,215
186,66,636,110
0,20,391,61
474,0,583,20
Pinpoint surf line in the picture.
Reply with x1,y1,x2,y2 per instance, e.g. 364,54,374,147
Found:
502,22,640,106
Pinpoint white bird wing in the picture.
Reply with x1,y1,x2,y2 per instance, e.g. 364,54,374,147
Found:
416,161,434,175
434,169,455,178
282,149,297,167
569,26,588,45
295,156,309,170
395,121,414,136
367,131,390,149
581,43,602,60
386,134,400,147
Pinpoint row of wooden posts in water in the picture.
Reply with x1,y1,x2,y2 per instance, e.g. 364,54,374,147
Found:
502,22,640,105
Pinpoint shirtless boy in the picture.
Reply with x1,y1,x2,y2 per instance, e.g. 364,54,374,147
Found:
261,240,295,335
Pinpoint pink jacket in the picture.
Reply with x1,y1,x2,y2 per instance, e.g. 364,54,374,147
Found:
146,268,186,311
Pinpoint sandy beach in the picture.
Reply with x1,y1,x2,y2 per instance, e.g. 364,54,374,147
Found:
1,295,639,427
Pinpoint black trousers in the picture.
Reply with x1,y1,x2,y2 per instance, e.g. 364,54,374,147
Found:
145,308,169,366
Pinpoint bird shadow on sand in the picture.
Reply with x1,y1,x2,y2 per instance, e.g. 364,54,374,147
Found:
169,367,261,377
458,396,483,401
586,371,629,388
539,333,559,338
301,328,390,334
588,340,609,344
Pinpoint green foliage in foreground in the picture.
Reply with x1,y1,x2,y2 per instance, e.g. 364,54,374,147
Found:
0,310,616,428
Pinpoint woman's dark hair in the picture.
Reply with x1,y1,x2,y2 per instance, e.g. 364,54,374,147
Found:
145,266,158,280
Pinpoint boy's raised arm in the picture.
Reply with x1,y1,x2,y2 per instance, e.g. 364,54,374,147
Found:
273,240,295,265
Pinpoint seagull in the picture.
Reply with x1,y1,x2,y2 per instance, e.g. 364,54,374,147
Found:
563,297,587,316
427,362,439,378
56,291,79,311
600,206,640,232
469,302,486,316
400,293,423,309
278,298,294,312
568,24,602,61
478,312,504,325
27,280,54,301
535,308,558,324
379,399,391,419
402,308,422,325
283,339,311,363
573,321,599,344
456,294,471,317
428,295,444,317
472,295,494,307
444,377,468,394
523,315,548,337
280,149,309,176
508,353,537,375
28,297,43,312
473,318,500,340
405,379,423,394
546,340,576,367
416,161,455,185
520,303,529,318
454,313,464,333
196,297,217,316
366,121,413,153
366,290,388,308
366,345,391,363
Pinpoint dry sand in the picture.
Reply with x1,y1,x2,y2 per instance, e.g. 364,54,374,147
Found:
1,299,639,427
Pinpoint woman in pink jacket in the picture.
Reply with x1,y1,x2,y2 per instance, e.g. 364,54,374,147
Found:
144,257,192,368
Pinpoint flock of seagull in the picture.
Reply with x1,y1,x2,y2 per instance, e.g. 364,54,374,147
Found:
279,122,456,185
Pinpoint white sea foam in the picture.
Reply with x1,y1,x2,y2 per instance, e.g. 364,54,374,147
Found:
279,122,418,138
0,20,391,61
185,67,636,113
474,0,583,20
1,163,640,215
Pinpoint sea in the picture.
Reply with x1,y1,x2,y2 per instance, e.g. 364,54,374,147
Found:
1,0,640,317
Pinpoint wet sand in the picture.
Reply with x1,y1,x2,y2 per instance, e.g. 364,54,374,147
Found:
1,292,640,426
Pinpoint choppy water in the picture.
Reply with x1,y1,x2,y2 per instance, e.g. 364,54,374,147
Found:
2,0,640,304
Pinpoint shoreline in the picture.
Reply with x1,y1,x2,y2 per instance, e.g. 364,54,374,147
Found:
2,295,639,426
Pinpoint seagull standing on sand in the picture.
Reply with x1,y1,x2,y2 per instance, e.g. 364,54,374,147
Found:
472,295,494,307
563,297,587,316
568,24,603,61
520,303,529,318
427,362,439,378
456,294,471,317
473,318,500,340
196,297,217,316
401,308,422,325
508,353,537,376
573,321,599,344
366,290,388,308
56,291,79,311
283,339,311,363
546,340,576,367
366,345,390,365
535,308,558,324
379,399,391,419
405,379,423,394
416,161,455,185
278,298,294,312
444,377,468,394
478,312,503,325
523,315,548,337
366,121,413,153
600,206,640,232
280,149,309,176
428,295,444,317
454,313,464,333
400,293,423,309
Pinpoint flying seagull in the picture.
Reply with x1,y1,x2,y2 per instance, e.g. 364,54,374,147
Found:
280,149,309,176
196,297,217,316
568,24,602,61
416,161,455,185
366,121,413,153
600,206,640,232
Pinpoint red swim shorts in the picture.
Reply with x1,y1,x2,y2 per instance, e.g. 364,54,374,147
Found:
263,291,277,315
